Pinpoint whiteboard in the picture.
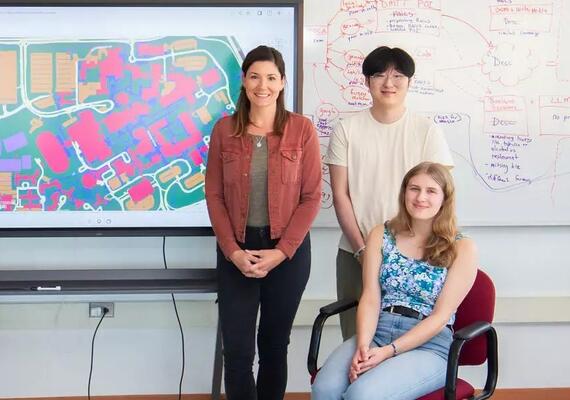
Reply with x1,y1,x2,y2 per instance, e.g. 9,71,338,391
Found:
303,0,570,226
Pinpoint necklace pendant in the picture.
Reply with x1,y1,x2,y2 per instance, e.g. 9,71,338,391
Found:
256,141,262,148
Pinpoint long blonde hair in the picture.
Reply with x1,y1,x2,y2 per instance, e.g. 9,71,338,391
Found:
388,162,458,268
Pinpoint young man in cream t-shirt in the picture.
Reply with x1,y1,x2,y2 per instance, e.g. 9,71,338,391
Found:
324,46,454,340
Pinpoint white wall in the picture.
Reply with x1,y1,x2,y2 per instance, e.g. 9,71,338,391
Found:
1,226,569,397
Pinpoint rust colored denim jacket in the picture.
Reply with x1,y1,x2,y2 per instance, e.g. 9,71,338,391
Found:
205,113,322,259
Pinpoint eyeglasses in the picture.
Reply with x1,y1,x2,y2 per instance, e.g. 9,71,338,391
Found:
369,71,407,83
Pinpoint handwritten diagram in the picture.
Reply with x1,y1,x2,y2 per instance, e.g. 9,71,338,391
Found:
304,0,570,226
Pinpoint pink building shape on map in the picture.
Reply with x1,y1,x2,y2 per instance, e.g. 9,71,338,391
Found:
36,131,70,174
68,111,112,164
128,177,154,203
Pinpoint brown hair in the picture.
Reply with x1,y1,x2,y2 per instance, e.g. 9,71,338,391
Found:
232,45,289,137
388,162,458,268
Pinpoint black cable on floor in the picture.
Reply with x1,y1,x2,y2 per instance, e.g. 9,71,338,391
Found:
88,307,109,400
163,235,185,400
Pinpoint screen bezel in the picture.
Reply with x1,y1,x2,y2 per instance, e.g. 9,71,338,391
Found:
0,0,303,237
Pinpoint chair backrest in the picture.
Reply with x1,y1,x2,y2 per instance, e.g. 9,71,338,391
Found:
453,268,496,366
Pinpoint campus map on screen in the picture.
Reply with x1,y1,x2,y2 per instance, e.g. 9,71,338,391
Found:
0,37,241,213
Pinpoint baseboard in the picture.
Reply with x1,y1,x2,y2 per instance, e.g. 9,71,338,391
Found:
3,389,570,400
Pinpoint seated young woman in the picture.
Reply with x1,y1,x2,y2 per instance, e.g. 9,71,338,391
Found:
312,161,478,400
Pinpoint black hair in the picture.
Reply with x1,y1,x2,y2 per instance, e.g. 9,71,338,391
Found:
362,46,415,78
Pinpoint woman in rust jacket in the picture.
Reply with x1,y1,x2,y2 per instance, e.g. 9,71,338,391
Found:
205,45,322,400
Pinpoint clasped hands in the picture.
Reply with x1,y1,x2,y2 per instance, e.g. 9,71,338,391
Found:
349,344,393,383
229,248,287,278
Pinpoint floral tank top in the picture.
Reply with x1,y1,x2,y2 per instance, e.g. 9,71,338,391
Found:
380,225,460,325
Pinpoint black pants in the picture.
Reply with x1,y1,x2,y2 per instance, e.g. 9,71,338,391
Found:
217,227,311,400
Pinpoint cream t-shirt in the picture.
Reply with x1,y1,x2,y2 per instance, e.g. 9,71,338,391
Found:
324,109,454,252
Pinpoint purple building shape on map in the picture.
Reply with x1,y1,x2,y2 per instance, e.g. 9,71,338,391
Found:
0,155,32,172
0,159,21,172
21,155,32,170
3,132,28,152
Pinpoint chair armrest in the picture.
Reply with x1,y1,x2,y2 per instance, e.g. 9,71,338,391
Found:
307,299,358,376
319,298,359,316
444,322,498,400
454,321,492,341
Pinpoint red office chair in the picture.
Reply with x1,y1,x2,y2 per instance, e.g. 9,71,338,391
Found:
308,269,498,400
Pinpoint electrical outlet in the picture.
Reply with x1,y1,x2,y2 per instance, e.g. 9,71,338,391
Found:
89,302,114,318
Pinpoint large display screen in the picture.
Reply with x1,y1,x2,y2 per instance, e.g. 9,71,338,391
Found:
0,2,299,234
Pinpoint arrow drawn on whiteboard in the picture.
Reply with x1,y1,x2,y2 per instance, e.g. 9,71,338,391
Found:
441,14,493,48
550,137,570,203
326,58,344,71
311,63,324,103
325,68,346,89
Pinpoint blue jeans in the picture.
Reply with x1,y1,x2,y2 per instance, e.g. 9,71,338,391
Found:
311,312,452,400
